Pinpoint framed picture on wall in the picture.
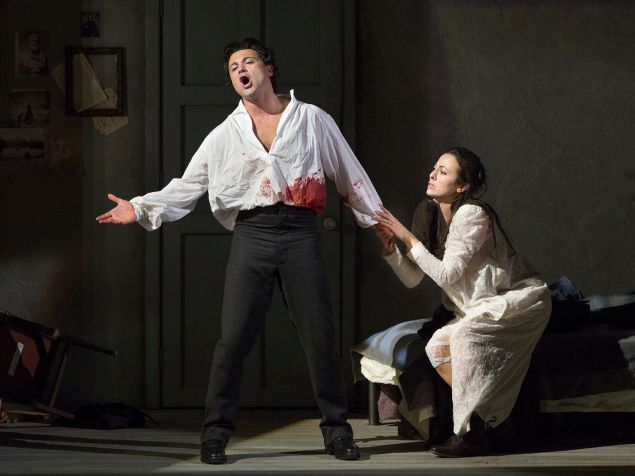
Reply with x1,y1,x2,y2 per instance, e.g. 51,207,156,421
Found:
15,30,50,78
9,89,50,127
80,12,101,38
65,47,126,116
0,128,45,159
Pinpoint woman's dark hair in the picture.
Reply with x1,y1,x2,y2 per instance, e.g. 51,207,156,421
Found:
426,147,514,258
223,37,279,92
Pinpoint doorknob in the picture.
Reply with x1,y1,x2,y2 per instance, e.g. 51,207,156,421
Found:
322,216,338,231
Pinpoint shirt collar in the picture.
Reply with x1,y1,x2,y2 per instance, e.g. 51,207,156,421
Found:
233,89,297,117
231,90,298,147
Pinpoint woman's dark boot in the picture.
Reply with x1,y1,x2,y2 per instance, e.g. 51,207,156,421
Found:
428,374,453,445
430,414,489,457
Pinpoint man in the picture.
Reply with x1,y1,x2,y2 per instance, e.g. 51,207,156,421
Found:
96,38,382,464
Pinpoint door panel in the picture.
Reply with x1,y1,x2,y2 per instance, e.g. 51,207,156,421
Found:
181,233,231,388
161,0,347,407
182,0,258,86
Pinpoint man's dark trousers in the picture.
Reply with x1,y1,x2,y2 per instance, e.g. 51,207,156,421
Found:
200,203,353,446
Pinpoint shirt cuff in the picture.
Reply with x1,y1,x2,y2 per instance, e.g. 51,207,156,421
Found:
130,200,144,222
406,241,427,261
129,198,159,231
383,247,401,263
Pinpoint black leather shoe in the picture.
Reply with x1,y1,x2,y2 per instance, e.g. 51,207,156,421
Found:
430,431,490,457
200,439,227,465
325,436,360,460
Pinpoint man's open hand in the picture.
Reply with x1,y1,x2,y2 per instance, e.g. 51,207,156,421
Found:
96,193,136,225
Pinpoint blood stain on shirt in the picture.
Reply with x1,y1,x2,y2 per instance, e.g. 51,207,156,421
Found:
283,176,327,212
260,176,273,198
340,177,365,207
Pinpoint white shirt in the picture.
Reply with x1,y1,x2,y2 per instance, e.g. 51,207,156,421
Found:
131,90,381,231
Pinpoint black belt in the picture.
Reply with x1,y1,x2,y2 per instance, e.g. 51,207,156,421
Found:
237,203,316,220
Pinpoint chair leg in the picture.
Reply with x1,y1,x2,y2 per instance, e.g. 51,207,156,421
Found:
0,398,8,424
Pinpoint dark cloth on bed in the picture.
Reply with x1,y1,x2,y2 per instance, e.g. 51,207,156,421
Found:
545,276,591,333
535,330,635,400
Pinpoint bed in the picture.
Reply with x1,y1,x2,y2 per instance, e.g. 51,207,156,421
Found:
351,284,635,444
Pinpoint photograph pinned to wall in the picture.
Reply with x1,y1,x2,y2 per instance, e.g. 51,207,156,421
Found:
0,128,45,160
42,123,83,172
15,30,50,78
9,90,50,127
80,12,100,38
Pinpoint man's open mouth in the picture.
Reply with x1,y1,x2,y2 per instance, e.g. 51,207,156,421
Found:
239,76,250,86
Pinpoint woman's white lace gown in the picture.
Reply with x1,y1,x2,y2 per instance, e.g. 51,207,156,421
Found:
384,203,551,435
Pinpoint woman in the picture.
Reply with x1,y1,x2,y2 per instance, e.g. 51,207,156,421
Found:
374,147,551,457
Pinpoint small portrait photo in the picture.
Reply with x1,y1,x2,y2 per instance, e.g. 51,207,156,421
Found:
15,29,50,78
0,128,45,159
80,11,101,38
9,89,51,127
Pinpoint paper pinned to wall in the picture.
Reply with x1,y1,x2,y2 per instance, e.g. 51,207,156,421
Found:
51,63,65,93
92,88,129,135
73,53,108,112
45,122,83,172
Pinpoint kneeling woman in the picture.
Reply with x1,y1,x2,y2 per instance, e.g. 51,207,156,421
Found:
374,147,551,457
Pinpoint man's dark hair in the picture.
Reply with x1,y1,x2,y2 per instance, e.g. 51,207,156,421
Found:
223,38,278,92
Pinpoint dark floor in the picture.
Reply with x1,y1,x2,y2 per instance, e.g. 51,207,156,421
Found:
1,408,635,475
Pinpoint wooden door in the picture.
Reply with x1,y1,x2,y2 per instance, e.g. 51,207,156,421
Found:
160,0,351,407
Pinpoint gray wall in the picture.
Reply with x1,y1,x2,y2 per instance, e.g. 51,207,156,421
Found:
74,0,147,409
0,0,146,408
357,0,635,339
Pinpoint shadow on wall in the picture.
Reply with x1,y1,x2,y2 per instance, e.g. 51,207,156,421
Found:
0,161,82,331
356,0,457,340
627,171,635,201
